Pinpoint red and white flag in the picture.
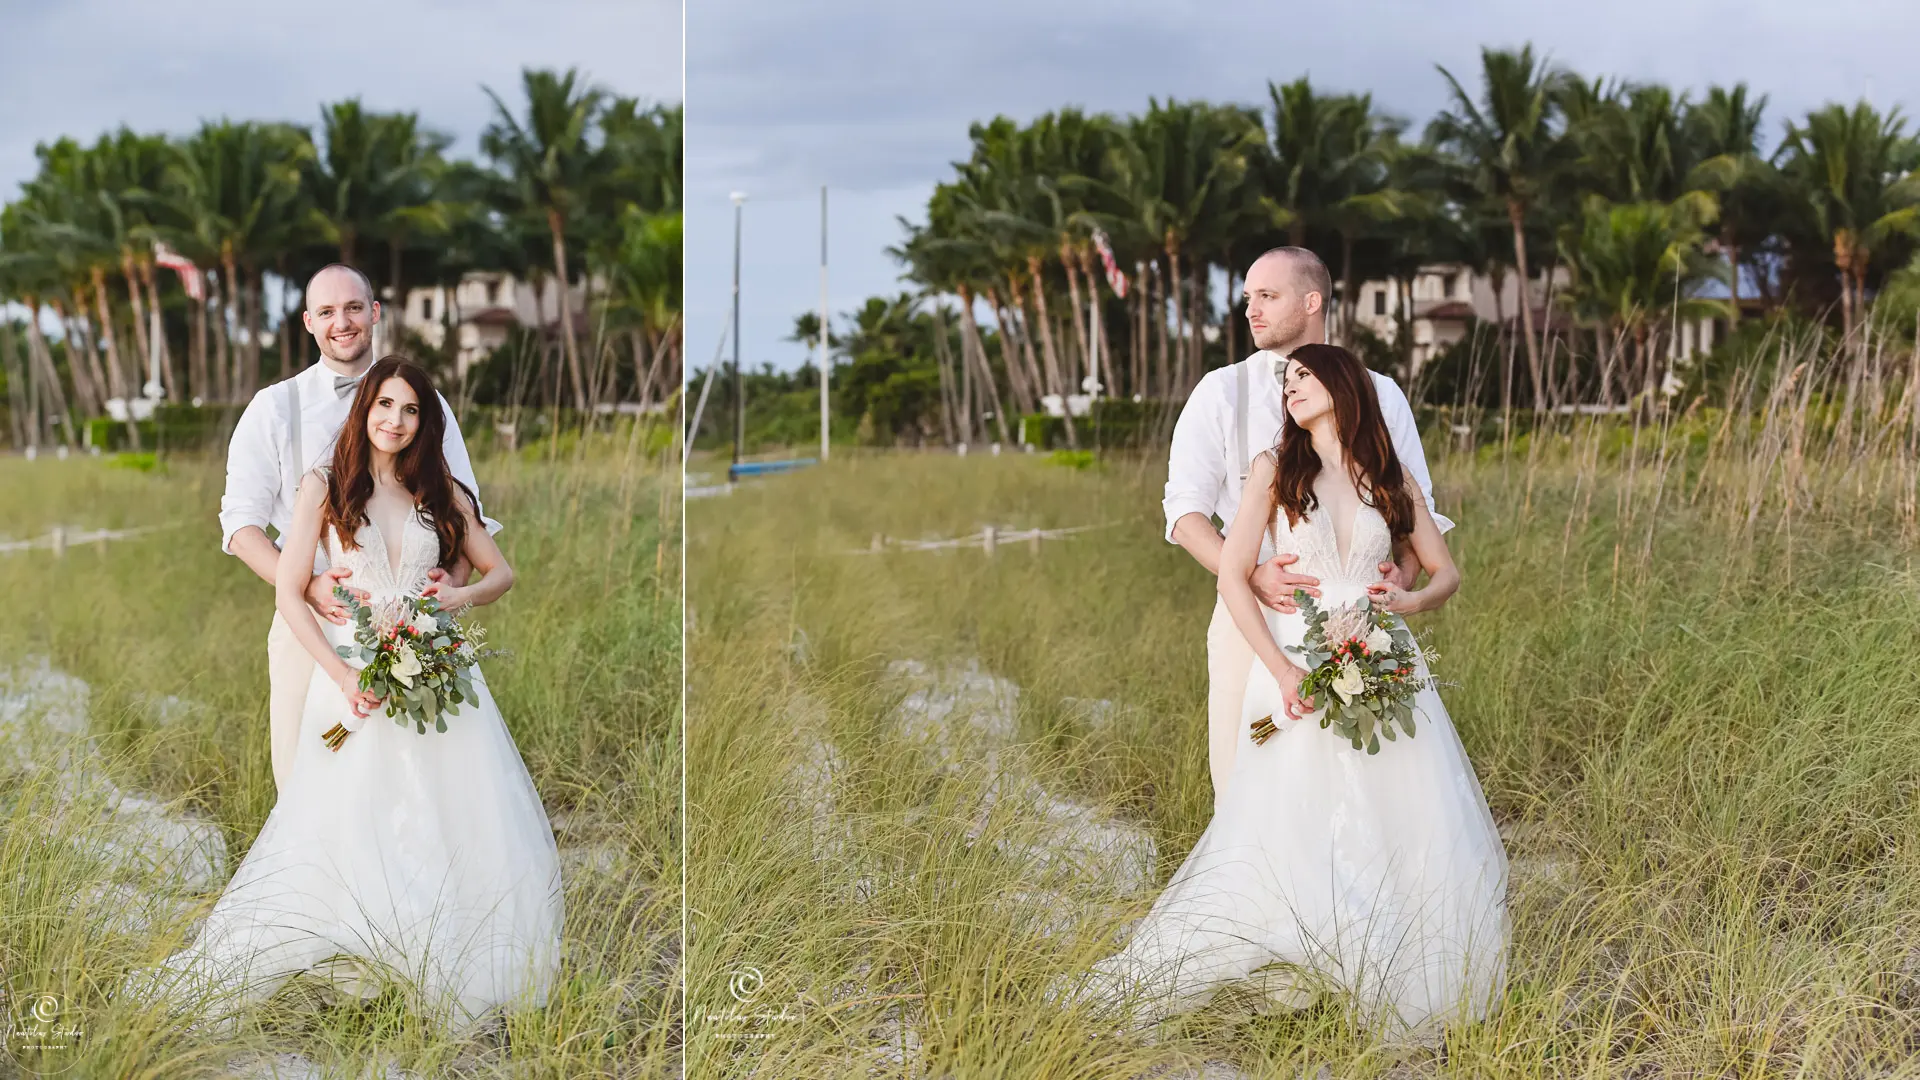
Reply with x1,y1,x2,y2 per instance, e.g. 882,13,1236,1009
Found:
1091,228,1127,299
153,242,205,301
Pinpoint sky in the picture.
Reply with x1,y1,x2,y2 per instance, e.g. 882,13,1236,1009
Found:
1,0,682,215
688,0,1912,376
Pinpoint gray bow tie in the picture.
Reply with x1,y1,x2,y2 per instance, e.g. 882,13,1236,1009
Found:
334,374,361,399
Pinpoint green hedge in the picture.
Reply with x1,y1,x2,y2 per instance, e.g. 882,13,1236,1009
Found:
1019,398,1182,451
83,404,241,453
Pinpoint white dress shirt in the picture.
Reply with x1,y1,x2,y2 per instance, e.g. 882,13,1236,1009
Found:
219,360,501,566
1162,349,1454,548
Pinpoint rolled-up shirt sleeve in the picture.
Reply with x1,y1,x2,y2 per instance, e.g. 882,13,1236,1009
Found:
218,390,281,554
1162,374,1225,543
1374,373,1455,534
439,393,501,537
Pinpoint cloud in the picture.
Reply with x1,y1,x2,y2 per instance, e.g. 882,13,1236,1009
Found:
0,0,683,199
689,0,1913,373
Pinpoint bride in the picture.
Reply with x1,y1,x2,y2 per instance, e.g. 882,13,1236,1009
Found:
1072,343,1507,1039
128,357,563,1031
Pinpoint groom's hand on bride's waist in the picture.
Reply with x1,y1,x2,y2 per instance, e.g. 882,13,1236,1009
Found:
306,567,368,624
1251,553,1319,614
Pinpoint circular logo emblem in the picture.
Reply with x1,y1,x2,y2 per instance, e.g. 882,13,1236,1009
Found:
727,966,765,1002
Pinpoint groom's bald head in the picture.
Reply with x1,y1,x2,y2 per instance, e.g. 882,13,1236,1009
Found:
1244,247,1331,354
302,263,380,369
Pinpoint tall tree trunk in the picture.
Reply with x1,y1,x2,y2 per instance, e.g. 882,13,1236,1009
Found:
93,270,142,449
957,285,1010,445
51,301,100,417
1060,240,1091,389
1027,256,1069,399
989,289,1037,418
191,277,210,404
1182,263,1198,388
1023,264,1080,449
957,300,975,442
276,255,293,380
1132,261,1146,400
217,248,240,401
91,270,130,403
1,318,28,449
1507,198,1546,411
121,253,152,393
547,209,586,411
241,265,264,399
1152,259,1170,399
1834,233,1855,345
1004,275,1048,402
23,301,74,446
1167,239,1192,396
930,303,958,446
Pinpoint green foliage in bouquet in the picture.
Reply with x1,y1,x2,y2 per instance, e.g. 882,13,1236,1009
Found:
1282,588,1432,755
332,586,492,739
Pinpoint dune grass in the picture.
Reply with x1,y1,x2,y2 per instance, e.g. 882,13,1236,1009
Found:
0,428,680,1079
686,334,1920,1077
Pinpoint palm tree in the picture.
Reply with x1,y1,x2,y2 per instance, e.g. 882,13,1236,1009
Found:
1557,192,1729,406
482,67,608,412
1778,101,1920,341
305,100,453,345
1431,44,1574,410
1686,84,1773,324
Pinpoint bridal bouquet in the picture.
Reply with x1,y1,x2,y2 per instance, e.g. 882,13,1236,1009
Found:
320,586,492,751
1250,588,1434,754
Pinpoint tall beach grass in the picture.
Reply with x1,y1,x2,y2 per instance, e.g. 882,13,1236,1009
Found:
0,425,680,1079
687,324,1920,1078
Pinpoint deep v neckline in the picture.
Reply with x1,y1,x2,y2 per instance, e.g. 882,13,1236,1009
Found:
1319,485,1365,573
363,513,411,580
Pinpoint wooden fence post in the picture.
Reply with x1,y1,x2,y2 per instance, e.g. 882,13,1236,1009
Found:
982,525,997,557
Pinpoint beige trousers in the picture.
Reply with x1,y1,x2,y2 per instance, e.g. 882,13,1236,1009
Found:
265,610,316,794
1205,594,1256,808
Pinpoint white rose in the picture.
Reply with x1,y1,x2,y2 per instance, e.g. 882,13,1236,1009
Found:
410,612,439,637
1365,627,1394,654
1331,660,1366,704
390,643,423,688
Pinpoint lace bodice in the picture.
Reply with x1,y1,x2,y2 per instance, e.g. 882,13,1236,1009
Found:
1268,492,1394,586
324,511,441,602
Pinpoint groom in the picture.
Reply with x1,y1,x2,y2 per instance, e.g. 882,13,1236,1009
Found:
218,263,498,794
1163,246,1454,807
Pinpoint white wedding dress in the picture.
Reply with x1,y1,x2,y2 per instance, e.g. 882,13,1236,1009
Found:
129,510,563,1030
1073,489,1508,1038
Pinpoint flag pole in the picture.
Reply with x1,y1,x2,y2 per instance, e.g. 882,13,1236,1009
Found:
818,185,830,462
730,191,746,470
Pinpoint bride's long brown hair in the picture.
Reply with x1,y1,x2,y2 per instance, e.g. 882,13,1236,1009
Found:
1269,343,1414,542
320,356,474,569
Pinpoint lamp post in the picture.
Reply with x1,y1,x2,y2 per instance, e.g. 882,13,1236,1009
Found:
730,191,746,468
818,185,830,462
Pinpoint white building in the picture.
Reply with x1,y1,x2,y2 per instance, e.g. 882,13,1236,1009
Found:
381,272,588,376
1345,263,1721,385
